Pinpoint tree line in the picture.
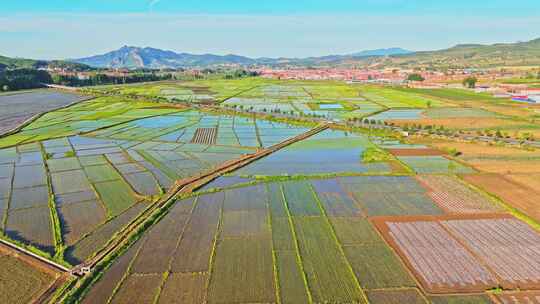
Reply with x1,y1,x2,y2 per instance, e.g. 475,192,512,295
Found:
0,69,52,91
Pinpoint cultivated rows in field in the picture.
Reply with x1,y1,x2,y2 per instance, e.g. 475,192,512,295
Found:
0,133,257,263
191,127,217,145
359,85,447,109
397,155,474,174
0,246,57,304
85,176,453,303
88,110,309,149
442,218,540,289
0,96,183,149
377,216,540,293
380,141,475,174
0,90,87,135
0,101,315,264
223,84,385,121
415,175,502,214
384,220,497,293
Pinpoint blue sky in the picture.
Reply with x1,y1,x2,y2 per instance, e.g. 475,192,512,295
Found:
1,1,539,59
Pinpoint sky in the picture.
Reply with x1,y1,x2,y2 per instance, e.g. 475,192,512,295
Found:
1,0,539,60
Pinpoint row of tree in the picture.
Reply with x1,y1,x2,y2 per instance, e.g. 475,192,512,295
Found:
0,69,52,91
51,72,174,87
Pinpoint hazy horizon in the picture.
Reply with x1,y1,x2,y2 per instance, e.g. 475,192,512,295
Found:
1,0,540,60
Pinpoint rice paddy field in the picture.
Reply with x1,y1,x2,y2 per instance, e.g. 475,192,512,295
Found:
1,78,540,303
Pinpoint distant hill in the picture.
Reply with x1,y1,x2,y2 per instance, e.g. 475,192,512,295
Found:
0,55,45,69
9,37,540,70
72,46,256,69
350,48,413,57
367,38,540,68
71,46,414,69
0,55,90,71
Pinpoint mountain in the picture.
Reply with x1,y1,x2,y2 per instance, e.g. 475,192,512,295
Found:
71,46,413,69
350,48,413,57
70,38,540,69
73,46,255,69
366,38,540,69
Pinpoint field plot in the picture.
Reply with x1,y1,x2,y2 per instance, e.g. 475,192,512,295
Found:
388,148,444,156
338,176,444,216
159,273,207,304
191,127,217,145
82,178,382,303
360,85,447,108
423,107,498,119
375,215,540,294
379,219,498,293
397,155,474,174
109,274,162,304
0,96,182,148
0,245,58,304
344,243,417,289
293,216,366,303
237,129,392,176
0,90,87,135
88,109,307,149
198,176,251,191
416,175,503,214
81,241,145,304
463,173,540,222
442,218,540,290
225,82,387,120
367,109,424,121
208,237,276,304
65,203,146,264
274,250,311,303
366,289,427,304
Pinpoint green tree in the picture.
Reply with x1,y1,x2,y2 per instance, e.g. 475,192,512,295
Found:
462,76,478,88
407,73,425,82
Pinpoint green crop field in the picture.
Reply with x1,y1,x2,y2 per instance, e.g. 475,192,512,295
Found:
1,78,540,303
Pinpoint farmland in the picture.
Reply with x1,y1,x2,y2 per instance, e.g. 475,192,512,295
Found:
0,90,88,135
0,78,540,303
0,244,58,304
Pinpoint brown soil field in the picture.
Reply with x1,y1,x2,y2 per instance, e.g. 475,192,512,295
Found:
506,173,540,190
0,243,61,304
462,173,540,222
388,148,445,156
465,159,540,174
388,117,525,130
410,140,540,174
476,102,539,118
425,140,540,158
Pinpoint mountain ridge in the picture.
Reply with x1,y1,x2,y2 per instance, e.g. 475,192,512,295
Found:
70,46,414,69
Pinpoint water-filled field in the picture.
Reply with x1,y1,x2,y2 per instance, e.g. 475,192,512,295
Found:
1,79,540,303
